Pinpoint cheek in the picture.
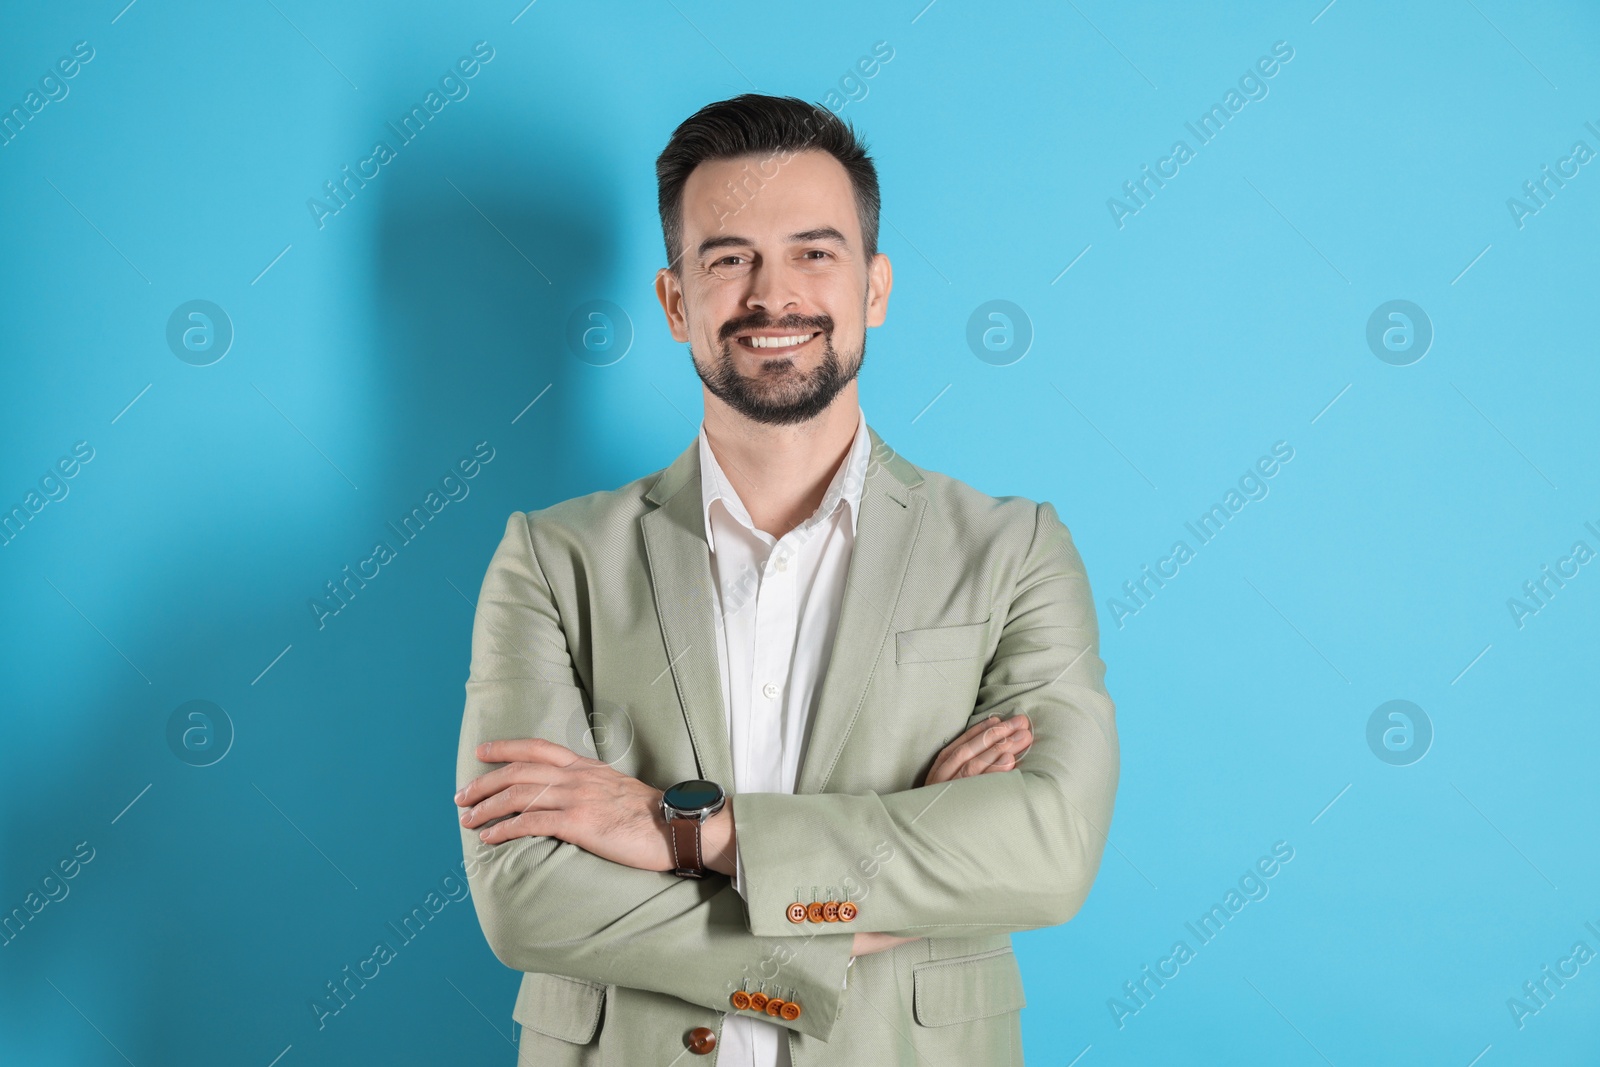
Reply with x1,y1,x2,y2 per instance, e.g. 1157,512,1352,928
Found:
680,283,731,341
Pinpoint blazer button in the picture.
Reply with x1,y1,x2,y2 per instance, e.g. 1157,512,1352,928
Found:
821,901,840,922
748,992,770,1012
780,1001,802,1021
687,1027,717,1055
730,991,751,1011
764,997,785,1017
786,902,808,924
805,902,825,923
838,901,859,922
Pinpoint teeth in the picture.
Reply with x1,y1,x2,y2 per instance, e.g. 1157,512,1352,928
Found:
744,333,814,349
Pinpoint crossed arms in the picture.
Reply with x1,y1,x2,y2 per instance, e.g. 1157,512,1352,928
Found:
453,501,1119,1041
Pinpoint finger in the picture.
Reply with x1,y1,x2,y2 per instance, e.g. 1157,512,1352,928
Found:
941,719,1035,781
929,719,1014,785
476,808,560,845
942,716,1025,773
928,714,1034,784
455,759,566,807
473,737,589,770
460,779,567,829
976,721,1033,770
928,716,1001,781
954,738,1016,778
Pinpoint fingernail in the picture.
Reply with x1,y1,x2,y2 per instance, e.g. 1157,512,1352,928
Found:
478,830,489,841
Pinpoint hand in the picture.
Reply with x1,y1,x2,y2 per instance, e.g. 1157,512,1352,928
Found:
923,714,1032,786
456,738,685,873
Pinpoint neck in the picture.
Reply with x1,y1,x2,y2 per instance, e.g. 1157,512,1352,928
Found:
701,384,861,539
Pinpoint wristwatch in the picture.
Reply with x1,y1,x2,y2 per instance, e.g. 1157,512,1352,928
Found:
661,779,726,878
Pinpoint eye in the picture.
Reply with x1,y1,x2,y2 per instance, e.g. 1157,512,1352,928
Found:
713,255,748,267
801,249,832,260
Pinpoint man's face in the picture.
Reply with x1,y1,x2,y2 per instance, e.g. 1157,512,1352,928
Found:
655,149,892,426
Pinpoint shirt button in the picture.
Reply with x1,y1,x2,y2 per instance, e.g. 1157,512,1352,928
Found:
762,682,779,699
774,555,789,572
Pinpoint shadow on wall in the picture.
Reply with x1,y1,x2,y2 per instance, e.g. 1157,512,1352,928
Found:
370,113,638,505
0,117,634,1065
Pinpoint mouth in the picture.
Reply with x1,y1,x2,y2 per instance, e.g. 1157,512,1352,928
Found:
734,330,821,355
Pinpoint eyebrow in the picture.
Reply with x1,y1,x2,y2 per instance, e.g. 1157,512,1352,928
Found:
696,227,851,259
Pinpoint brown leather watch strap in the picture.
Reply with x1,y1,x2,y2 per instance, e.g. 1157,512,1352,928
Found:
669,814,706,877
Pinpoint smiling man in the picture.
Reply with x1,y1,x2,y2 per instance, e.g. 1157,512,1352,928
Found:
454,94,1120,1066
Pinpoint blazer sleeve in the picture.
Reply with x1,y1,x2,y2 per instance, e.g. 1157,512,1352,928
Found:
457,512,855,1040
733,500,1121,939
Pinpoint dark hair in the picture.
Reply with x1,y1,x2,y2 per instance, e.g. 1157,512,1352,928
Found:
655,94,880,273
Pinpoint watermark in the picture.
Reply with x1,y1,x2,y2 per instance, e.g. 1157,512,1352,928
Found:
0,40,95,150
0,440,96,549
703,65,897,237
1108,41,1295,229
309,441,496,629
726,840,895,1002
1365,699,1432,766
565,300,633,366
1506,921,1600,1030
166,299,234,366
0,841,96,947
564,697,636,767
838,840,895,906
308,42,496,230
1108,840,1295,1029
704,84,876,236
1106,441,1295,629
1506,521,1599,629
309,865,471,1030
966,300,1032,366
166,699,235,767
1365,300,1432,366
1506,120,1599,230
821,40,894,113
705,143,811,234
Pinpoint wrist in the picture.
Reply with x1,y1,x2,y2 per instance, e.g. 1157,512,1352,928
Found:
661,779,727,877
701,799,736,877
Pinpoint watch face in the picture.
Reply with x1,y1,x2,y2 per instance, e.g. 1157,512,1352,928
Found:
664,779,723,812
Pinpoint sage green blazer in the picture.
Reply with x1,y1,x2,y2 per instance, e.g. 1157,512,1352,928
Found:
456,425,1120,1065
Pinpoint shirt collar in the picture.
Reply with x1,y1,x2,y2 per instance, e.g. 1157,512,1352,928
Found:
699,407,871,554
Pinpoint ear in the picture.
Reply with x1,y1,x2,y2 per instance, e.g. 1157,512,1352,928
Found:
865,252,893,328
655,267,690,343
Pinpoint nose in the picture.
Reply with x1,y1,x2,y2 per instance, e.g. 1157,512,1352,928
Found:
744,257,802,318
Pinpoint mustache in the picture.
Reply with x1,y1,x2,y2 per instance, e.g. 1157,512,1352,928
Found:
719,312,833,342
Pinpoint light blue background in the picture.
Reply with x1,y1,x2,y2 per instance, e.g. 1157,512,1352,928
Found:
3,1,1597,1064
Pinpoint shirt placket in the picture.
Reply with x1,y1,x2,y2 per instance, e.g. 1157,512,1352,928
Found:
747,532,799,794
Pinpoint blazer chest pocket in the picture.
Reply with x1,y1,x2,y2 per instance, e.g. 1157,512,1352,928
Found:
911,947,1026,1027
895,616,991,665
512,971,606,1044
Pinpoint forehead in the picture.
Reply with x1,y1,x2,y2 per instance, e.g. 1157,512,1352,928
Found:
680,149,861,249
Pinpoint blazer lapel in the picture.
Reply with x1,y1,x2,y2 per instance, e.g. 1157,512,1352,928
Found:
640,439,736,789
795,426,926,794
639,425,926,797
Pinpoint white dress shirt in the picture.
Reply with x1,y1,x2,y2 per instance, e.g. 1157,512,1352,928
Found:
699,406,872,1067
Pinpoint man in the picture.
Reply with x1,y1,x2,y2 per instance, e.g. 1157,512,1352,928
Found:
454,94,1119,1065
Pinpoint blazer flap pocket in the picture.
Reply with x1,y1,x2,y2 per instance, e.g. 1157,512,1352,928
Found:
512,972,606,1044
895,617,991,665
912,948,1026,1027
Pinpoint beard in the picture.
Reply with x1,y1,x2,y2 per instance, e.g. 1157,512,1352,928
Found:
691,309,865,427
